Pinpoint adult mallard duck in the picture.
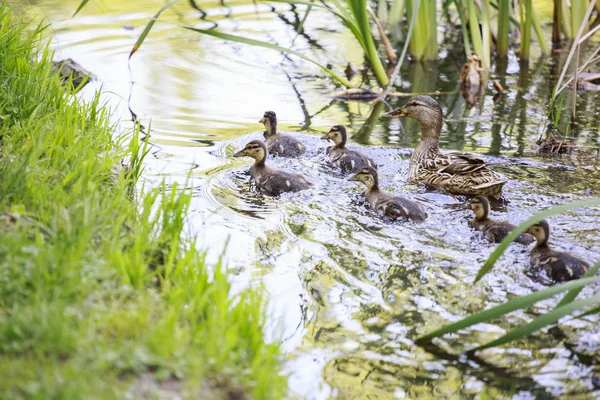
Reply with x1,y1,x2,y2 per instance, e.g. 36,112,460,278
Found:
234,140,311,196
349,167,427,221
526,219,590,282
321,125,377,174
382,96,506,198
468,196,534,245
259,111,306,158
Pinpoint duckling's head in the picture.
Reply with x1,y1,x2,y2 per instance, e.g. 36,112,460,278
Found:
469,196,490,221
526,219,550,247
234,140,267,164
321,125,347,147
259,111,277,137
349,167,378,190
382,96,443,137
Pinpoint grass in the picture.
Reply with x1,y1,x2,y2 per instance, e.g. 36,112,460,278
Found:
0,4,284,399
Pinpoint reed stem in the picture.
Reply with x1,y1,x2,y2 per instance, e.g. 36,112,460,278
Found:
496,0,509,57
531,7,550,54
468,0,483,60
481,0,491,68
519,0,532,60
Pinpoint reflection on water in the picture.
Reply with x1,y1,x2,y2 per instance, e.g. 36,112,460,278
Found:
32,0,600,398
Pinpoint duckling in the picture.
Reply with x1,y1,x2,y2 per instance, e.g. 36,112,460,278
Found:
525,219,590,282
321,125,377,174
382,96,506,198
349,167,427,221
234,140,311,196
259,111,306,158
468,196,534,245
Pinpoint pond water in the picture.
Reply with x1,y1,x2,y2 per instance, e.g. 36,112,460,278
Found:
28,0,600,398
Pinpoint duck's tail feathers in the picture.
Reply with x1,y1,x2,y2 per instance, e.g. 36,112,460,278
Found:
472,180,507,189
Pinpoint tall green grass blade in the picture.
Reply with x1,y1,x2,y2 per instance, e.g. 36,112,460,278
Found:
556,260,600,308
390,0,406,24
409,0,437,60
531,7,550,54
573,305,600,319
489,0,520,27
519,0,532,60
129,0,179,59
561,0,572,38
72,0,91,17
183,27,354,87
474,294,600,351
417,276,600,342
296,0,314,35
571,0,589,38
381,0,419,96
351,0,389,86
481,0,491,68
452,0,471,56
377,0,388,22
496,0,509,56
474,197,600,283
467,0,483,60
426,0,437,59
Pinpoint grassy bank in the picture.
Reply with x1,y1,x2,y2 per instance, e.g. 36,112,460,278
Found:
0,4,284,399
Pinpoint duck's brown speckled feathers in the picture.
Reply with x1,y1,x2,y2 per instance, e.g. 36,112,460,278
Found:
469,196,534,245
234,140,311,196
322,125,377,174
260,111,306,158
382,96,506,198
350,167,426,221
526,219,590,282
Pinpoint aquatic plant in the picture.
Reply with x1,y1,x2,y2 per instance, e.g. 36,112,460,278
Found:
407,0,437,61
418,197,600,350
0,4,284,398
549,0,600,123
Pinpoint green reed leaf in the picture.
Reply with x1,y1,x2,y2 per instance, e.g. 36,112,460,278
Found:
129,0,179,59
573,304,600,319
474,294,600,351
72,0,91,17
183,27,354,88
417,276,600,342
474,197,600,283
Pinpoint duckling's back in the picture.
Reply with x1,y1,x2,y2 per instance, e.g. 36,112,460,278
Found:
531,246,589,282
369,192,427,222
252,167,310,197
266,134,306,158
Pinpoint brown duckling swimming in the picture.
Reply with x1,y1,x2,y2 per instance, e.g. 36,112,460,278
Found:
259,111,306,158
321,125,377,174
349,167,427,221
468,196,534,245
234,140,311,196
525,219,590,282
382,96,506,198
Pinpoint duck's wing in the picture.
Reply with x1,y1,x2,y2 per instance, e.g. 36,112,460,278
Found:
423,152,488,175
